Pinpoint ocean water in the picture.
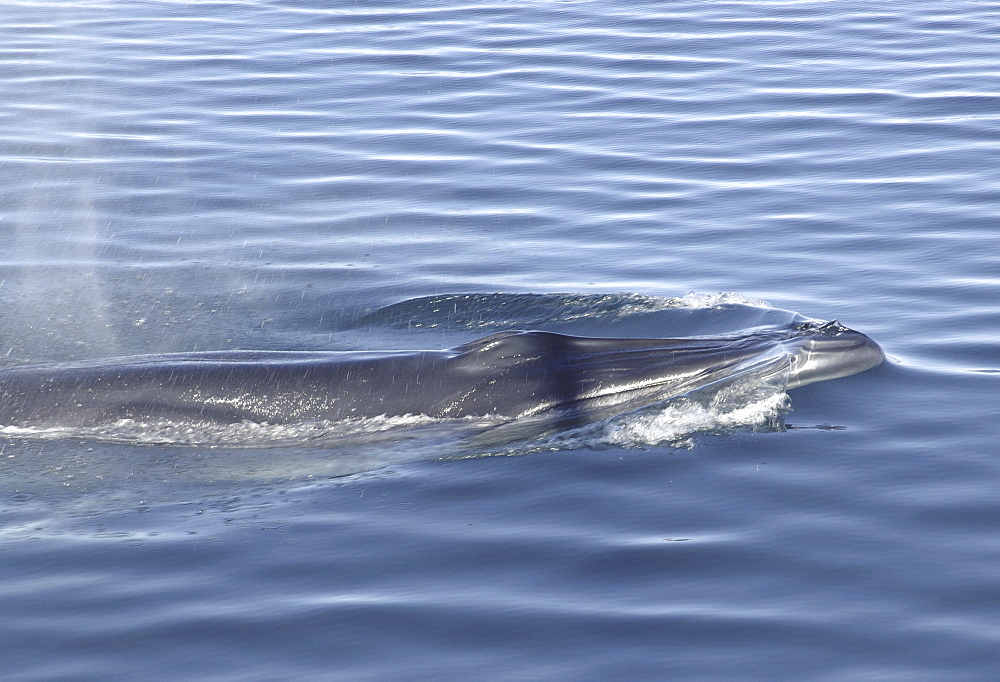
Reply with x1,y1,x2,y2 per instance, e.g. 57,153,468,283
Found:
2,0,998,678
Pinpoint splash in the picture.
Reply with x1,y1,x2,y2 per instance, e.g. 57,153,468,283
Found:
0,413,497,449
670,291,773,310
600,382,791,448
511,373,791,455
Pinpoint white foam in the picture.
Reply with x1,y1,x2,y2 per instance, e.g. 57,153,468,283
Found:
669,291,774,309
0,413,456,448
601,387,790,448
522,376,791,453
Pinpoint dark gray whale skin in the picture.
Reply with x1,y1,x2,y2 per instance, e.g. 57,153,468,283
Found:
0,321,883,431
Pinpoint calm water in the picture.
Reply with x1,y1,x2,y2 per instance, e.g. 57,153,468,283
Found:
2,0,999,678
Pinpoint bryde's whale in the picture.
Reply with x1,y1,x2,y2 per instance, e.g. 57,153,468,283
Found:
0,320,882,435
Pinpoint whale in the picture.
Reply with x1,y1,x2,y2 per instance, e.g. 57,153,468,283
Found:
0,320,882,435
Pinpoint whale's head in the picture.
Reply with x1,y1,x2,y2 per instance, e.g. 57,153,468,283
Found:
785,320,884,389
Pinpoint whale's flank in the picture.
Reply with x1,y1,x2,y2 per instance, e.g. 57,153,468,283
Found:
0,322,882,436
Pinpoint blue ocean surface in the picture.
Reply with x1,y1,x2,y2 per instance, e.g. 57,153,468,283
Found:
2,0,998,678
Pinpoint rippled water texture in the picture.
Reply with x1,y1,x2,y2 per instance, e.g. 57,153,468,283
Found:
2,1,998,679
